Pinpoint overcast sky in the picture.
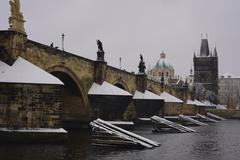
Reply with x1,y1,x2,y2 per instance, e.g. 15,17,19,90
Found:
1,0,240,77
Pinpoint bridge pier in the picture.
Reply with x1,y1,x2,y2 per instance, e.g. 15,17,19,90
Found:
94,61,107,84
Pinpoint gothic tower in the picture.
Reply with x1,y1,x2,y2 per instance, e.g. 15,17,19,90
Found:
193,38,218,103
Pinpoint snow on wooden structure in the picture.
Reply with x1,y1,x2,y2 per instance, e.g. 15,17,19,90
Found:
206,112,226,121
151,116,195,133
90,119,160,149
107,121,134,130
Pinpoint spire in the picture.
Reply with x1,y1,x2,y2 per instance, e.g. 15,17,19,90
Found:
213,47,218,57
200,38,210,57
193,51,196,58
8,0,26,34
190,66,193,75
160,51,166,59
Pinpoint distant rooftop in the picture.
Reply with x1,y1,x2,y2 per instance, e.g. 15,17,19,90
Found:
219,73,240,79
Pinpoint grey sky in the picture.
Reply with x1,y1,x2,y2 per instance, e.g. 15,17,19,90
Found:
1,0,240,77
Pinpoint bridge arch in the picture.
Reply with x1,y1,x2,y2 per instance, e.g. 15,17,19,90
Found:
113,80,129,92
46,65,89,126
147,86,157,94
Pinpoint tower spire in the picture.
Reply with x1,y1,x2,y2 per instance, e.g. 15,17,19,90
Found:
200,37,210,57
213,47,218,57
8,0,26,34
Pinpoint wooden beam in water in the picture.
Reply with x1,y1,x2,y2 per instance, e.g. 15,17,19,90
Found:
206,112,226,121
90,119,160,149
179,115,208,126
151,116,196,133
196,114,218,123
96,119,160,147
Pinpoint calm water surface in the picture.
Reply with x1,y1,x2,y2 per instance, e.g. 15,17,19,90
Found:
0,120,240,160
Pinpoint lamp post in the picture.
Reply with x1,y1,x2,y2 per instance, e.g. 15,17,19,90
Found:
62,33,65,51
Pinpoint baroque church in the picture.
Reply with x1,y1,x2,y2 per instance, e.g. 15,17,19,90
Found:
193,38,218,103
148,52,175,85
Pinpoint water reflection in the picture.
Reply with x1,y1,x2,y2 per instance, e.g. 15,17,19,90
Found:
0,120,240,160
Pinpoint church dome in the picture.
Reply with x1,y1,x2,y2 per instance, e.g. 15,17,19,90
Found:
154,52,174,70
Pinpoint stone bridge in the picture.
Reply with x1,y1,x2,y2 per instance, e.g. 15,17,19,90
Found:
0,31,189,126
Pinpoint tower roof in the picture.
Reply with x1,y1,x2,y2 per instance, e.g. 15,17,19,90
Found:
213,47,218,57
200,39,210,57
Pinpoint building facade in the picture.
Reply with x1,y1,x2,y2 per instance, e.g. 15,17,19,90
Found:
218,73,240,109
193,38,218,103
148,52,175,85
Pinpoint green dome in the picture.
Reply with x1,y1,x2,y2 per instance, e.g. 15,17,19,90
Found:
154,53,174,70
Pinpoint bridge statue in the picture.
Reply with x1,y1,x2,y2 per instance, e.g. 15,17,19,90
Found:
96,40,105,61
10,0,20,17
8,0,26,34
138,54,146,74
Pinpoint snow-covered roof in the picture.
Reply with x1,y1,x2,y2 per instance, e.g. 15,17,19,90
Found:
88,81,132,96
187,99,211,107
0,60,10,72
0,57,63,85
194,100,208,106
133,90,163,100
201,100,217,107
160,92,183,103
186,99,196,105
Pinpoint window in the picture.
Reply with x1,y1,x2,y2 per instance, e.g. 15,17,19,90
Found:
166,72,169,77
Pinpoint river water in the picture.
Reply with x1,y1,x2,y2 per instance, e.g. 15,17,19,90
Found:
0,120,240,160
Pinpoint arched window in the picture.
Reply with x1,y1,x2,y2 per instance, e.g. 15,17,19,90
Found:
159,72,161,76
166,72,169,77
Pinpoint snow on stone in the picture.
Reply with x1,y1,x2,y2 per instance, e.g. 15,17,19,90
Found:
194,100,208,106
88,81,132,96
0,57,63,85
186,99,196,105
201,100,216,107
0,128,67,133
133,90,163,100
160,92,183,103
0,60,10,72
216,104,227,110
187,99,212,107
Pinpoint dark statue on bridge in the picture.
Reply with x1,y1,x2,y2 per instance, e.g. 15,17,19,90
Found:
97,40,105,61
138,54,146,74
